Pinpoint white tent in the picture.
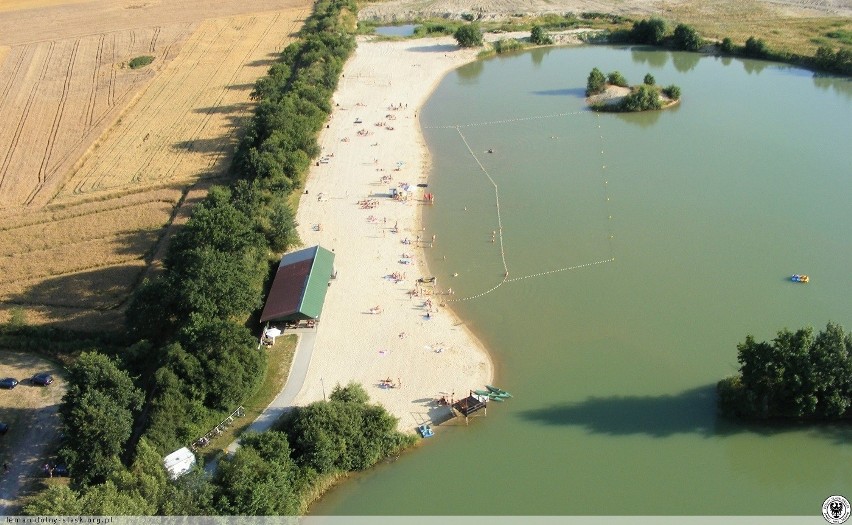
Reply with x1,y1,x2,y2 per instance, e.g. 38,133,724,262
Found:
163,447,196,480
265,327,282,343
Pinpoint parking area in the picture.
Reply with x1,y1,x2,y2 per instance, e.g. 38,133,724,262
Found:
0,350,65,514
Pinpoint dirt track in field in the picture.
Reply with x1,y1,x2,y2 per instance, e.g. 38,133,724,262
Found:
0,0,311,330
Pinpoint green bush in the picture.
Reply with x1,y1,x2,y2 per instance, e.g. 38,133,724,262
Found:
454,23,483,47
662,84,681,100
672,23,702,51
719,37,735,54
630,18,666,45
743,36,769,58
128,56,154,69
619,84,662,111
493,38,525,54
607,71,628,87
530,25,553,45
586,67,606,96
643,73,655,85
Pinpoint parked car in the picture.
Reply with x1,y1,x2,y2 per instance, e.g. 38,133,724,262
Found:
0,377,18,389
52,464,69,477
0,422,8,435
31,373,53,386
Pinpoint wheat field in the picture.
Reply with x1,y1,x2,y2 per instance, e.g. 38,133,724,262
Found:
0,0,311,330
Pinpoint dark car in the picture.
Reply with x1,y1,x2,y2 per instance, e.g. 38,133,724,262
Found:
31,373,53,386
0,422,8,435
52,464,69,477
0,377,18,389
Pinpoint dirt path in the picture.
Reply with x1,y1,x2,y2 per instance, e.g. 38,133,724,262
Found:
0,351,65,514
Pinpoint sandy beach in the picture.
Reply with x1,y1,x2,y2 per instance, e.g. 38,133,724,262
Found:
291,35,495,430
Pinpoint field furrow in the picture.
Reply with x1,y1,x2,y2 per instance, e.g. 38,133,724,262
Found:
0,2,308,330
0,41,54,194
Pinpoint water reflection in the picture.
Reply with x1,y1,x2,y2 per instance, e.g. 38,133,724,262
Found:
530,47,552,67
374,24,418,37
631,46,669,68
672,51,700,73
742,59,770,75
456,59,485,83
813,74,852,100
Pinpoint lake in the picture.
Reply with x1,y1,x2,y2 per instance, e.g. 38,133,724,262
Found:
311,45,852,515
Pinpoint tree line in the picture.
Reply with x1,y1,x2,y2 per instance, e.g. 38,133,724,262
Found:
718,322,852,420
23,0,413,515
616,17,851,76
26,383,415,515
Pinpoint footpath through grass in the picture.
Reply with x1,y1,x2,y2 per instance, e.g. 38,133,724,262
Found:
201,334,298,464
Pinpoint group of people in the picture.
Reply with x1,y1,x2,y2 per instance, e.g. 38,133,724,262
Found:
380,377,402,389
359,199,379,209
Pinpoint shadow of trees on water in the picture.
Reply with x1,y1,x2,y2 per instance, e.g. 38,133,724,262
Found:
519,383,852,445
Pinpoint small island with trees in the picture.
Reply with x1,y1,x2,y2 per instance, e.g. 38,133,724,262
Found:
718,322,852,420
586,67,681,112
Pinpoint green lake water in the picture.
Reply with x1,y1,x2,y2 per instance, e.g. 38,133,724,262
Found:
311,46,852,515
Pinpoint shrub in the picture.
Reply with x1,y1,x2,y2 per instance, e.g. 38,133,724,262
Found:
743,36,769,58
672,23,702,51
719,37,735,54
619,84,662,111
492,38,524,54
607,71,629,87
128,56,154,69
586,67,606,96
662,84,681,100
530,25,553,45
454,23,483,48
630,18,666,45
643,73,656,85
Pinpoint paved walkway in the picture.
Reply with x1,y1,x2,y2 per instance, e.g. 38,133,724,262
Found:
205,326,317,473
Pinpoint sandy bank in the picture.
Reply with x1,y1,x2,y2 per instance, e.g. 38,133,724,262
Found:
292,35,495,431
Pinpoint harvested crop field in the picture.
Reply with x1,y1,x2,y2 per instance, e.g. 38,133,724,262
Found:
0,0,312,331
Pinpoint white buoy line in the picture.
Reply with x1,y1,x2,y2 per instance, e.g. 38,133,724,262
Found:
442,112,617,303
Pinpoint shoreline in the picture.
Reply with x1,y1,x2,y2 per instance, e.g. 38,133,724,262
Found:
291,35,495,430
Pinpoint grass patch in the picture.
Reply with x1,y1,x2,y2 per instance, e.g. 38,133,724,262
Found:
128,55,154,69
826,29,852,46
200,334,298,464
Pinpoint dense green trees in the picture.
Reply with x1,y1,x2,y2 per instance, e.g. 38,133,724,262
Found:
59,352,144,487
213,432,301,515
454,24,483,47
643,73,655,85
814,46,852,75
619,84,662,111
630,17,666,45
284,382,415,474
718,322,852,419
743,36,769,58
672,23,702,51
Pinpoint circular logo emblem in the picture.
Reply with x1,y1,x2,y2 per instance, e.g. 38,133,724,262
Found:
823,495,851,524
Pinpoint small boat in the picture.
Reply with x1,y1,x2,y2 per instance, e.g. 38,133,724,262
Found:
486,385,513,398
473,389,492,396
487,395,504,402
791,274,810,283
418,424,434,438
